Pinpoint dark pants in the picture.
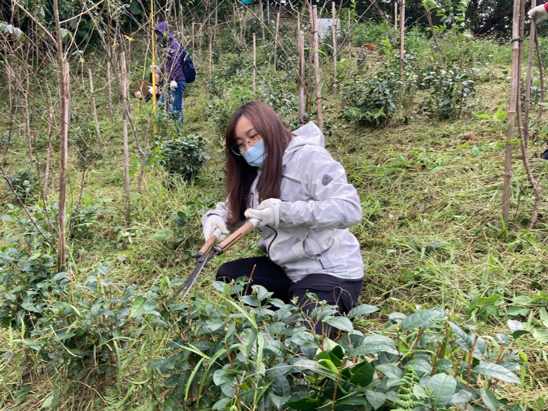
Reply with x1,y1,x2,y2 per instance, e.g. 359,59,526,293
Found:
216,257,363,336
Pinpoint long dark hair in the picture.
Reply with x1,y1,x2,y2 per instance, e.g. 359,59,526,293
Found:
225,101,293,226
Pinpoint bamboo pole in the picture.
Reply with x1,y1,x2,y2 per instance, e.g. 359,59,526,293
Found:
535,35,545,124
253,32,257,94
89,69,104,156
259,0,265,42
121,52,131,227
273,11,280,71
107,61,114,121
312,5,323,129
298,29,305,124
332,1,337,92
192,23,195,51
54,0,69,271
502,0,523,224
524,0,535,146
424,4,444,66
347,9,351,68
394,0,398,32
58,60,70,272
399,0,405,72
208,32,213,84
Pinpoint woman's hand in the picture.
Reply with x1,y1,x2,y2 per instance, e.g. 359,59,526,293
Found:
203,215,229,242
245,199,281,228
529,4,548,23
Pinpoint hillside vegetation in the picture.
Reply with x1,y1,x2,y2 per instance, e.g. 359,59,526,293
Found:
1,8,548,411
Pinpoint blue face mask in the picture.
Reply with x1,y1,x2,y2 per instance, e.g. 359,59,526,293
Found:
242,138,265,168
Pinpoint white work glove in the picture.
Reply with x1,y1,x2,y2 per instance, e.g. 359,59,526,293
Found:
244,198,282,228
203,215,229,242
135,91,142,99
529,4,548,23
169,80,178,90
150,64,160,72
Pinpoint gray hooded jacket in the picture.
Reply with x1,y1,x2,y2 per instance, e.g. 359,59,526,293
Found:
204,122,364,283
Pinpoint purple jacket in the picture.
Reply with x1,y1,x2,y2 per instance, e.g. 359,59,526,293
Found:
154,22,186,82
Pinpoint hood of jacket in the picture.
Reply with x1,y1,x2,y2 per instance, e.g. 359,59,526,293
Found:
283,122,325,163
154,22,175,44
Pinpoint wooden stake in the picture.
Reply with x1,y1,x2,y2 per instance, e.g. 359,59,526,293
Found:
253,32,257,94
312,5,323,129
273,11,280,71
332,1,337,92
502,0,523,224
400,0,405,72
121,52,131,227
89,69,104,156
298,29,305,124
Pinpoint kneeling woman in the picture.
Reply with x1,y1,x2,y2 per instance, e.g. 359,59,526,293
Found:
202,101,364,334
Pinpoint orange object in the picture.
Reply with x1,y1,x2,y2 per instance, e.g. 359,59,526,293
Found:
361,44,377,50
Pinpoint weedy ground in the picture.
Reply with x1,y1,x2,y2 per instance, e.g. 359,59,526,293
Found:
1,27,548,410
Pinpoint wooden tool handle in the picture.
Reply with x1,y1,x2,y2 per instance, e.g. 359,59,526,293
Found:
215,218,259,254
197,228,221,257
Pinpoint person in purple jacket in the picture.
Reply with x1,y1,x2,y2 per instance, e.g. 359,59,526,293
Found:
154,22,186,131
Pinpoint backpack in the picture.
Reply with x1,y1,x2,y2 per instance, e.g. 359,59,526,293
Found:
182,49,196,83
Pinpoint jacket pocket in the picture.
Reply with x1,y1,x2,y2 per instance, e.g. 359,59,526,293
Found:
302,231,335,258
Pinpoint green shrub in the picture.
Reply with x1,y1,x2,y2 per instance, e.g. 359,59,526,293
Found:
152,279,526,410
418,66,479,120
154,135,210,180
4,167,39,203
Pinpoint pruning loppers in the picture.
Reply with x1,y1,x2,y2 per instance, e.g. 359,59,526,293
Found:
168,218,260,303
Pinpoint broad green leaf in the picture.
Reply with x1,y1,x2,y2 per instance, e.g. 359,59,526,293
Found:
508,320,530,339
507,320,524,333
212,398,232,410
350,361,375,387
318,359,339,374
286,397,320,410
406,359,432,376
324,316,353,332
450,390,472,404
480,388,500,411
347,304,379,319
275,375,290,398
376,363,403,379
130,296,159,317
349,335,399,356
213,369,237,386
401,310,444,331
365,390,386,410
427,373,456,408
473,361,521,384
